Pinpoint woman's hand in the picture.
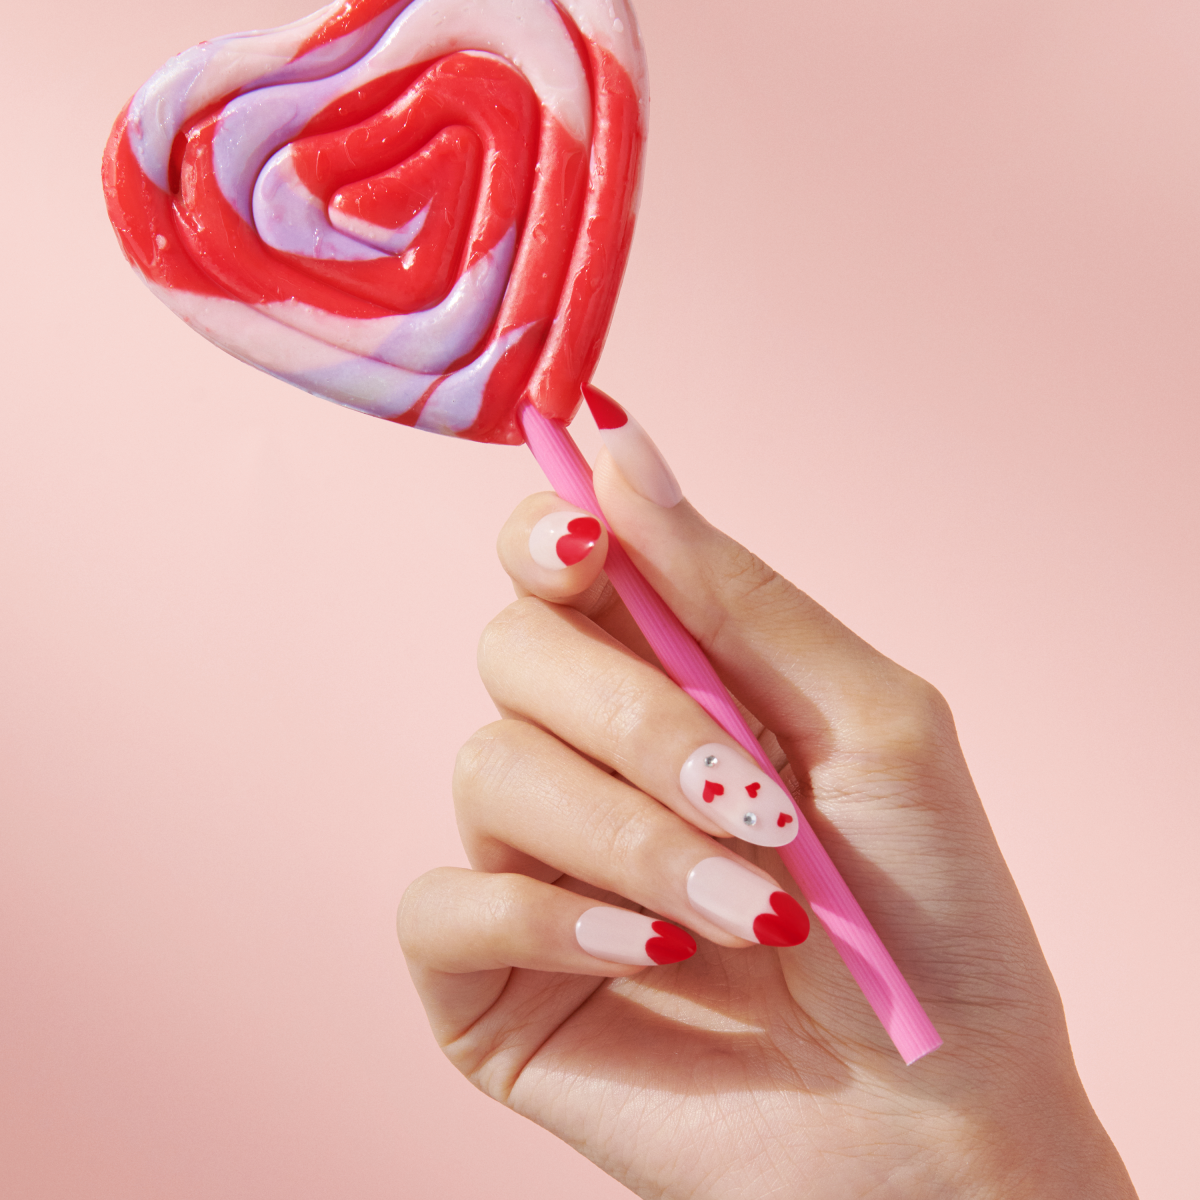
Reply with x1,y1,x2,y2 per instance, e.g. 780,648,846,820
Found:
397,440,1136,1200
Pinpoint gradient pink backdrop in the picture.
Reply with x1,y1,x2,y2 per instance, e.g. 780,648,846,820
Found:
1,1,1196,1196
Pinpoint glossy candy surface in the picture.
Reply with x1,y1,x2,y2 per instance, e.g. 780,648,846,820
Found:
103,0,647,444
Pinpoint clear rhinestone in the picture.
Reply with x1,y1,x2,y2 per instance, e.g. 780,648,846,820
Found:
743,812,758,826
704,755,719,767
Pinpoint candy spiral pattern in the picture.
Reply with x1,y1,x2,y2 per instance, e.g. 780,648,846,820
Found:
102,0,647,444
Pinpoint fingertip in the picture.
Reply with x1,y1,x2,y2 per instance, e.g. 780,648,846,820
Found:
498,493,609,604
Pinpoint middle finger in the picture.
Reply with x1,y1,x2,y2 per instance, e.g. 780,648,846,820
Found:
478,597,801,848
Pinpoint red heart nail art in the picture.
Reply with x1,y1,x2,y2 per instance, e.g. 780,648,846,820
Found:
777,812,794,827
554,515,601,565
644,921,697,966
751,891,810,947
702,780,724,803
745,782,760,798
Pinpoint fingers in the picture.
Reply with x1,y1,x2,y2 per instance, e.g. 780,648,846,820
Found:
453,719,810,950
573,400,1047,1001
485,404,1013,996
497,463,936,771
399,867,695,978
478,598,799,847
397,867,696,1047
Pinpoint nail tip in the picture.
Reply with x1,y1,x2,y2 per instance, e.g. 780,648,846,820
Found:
585,391,681,506
645,921,697,965
752,891,811,947
582,383,628,430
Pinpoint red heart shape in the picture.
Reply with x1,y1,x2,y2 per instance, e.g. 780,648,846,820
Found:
555,516,602,566
102,0,646,445
777,812,794,827
702,780,724,803
745,782,761,798
751,891,810,947
644,921,696,966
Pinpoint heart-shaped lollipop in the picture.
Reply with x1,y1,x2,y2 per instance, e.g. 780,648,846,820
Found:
102,0,646,444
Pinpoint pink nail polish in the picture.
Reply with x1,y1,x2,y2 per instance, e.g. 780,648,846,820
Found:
584,385,683,508
575,906,696,966
528,510,603,570
680,743,799,847
686,857,810,946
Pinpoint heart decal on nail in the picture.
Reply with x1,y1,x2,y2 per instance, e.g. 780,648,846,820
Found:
681,743,798,848
644,921,698,966
777,812,794,827
529,509,603,570
751,891,810,947
555,516,602,565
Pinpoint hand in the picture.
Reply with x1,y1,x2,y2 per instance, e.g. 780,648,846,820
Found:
398,444,1136,1199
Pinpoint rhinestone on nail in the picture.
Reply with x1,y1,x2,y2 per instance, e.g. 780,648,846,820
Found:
743,812,758,826
704,755,719,767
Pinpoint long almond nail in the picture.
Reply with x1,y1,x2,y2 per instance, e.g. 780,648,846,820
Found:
686,857,810,946
584,385,683,508
680,743,799,848
528,510,603,570
575,906,696,966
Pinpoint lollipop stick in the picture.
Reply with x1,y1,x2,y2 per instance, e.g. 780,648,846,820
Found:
518,400,942,1064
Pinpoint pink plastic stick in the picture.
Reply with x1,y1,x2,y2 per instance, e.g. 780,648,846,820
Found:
519,400,941,1064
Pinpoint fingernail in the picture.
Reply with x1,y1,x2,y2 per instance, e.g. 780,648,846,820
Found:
686,857,810,946
584,385,683,508
575,906,697,966
528,510,604,570
680,744,799,848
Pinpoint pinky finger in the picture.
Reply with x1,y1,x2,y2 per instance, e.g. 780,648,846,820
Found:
398,868,695,1039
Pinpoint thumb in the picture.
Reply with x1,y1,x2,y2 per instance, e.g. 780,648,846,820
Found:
588,392,904,759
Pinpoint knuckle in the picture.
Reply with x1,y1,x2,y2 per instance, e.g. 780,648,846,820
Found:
875,671,957,757
833,669,966,798
710,546,789,615
577,658,653,751
395,866,459,953
583,785,662,877
452,719,538,810
701,547,816,648
476,595,554,680
475,872,536,933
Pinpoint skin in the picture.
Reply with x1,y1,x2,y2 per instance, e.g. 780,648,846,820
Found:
397,451,1138,1199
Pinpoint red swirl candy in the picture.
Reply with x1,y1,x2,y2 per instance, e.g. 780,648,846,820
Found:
102,0,647,444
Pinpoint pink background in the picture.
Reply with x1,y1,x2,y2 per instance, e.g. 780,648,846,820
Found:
2,1,1196,1195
